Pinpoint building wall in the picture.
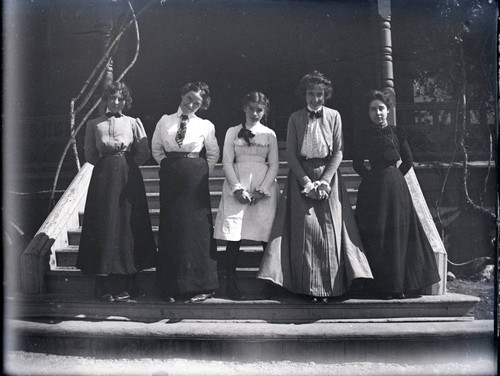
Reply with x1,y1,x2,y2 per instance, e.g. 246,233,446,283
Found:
4,0,379,167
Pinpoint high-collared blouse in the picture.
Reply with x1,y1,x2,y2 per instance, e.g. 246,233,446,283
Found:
151,108,220,172
287,106,344,188
300,106,330,159
84,115,151,166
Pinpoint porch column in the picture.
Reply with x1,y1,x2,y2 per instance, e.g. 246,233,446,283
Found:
377,0,396,124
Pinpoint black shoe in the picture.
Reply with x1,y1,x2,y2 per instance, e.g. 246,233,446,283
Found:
226,278,245,300
114,291,131,302
188,291,214,303
99,294,115,303
301,295,319,303
160,293,176,303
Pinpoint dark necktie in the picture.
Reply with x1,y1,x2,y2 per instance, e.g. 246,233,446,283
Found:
106,112,122,118
237,126,255,146
175,114,189,147
307,109,322,119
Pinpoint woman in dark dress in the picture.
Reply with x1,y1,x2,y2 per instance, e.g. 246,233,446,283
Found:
151,81,220,303
77,82,157,302
353,89,440,299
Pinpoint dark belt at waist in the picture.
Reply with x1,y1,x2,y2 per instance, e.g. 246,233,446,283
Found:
165,151,200,159
101,150,129,157
298,155,330,162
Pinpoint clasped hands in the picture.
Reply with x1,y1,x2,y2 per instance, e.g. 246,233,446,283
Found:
302,181,330,200
234,189,266,205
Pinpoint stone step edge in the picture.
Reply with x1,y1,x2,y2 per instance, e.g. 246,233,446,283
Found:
8,318,493,341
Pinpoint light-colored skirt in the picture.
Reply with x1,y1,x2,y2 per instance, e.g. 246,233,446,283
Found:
258,158,373,297
214,160,279,242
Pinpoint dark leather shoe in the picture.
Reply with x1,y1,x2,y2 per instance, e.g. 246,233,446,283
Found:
99,294,115,303
188,292,214,303
160,294,176,303
114,291,131,302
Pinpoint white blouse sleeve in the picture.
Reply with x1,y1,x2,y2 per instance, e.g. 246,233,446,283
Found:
151,116,165,165
256,130,279,196
84,119,99,165
132,118,151,166
222,127,245,193
204,120,220,173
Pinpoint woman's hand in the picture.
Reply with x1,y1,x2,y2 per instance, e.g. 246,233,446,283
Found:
316,181,330,200
234,189,252,204
250,190,266,205
305,188,320,200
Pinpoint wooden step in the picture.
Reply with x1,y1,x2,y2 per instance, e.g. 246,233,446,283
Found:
143,173,361,194
67,227,264,248
140,162,292,179
139,161,359,179
46,268,263,298
144,175,290,193
144,188,358,210
8,317,494,366
55,245,265,269
13,288,481,323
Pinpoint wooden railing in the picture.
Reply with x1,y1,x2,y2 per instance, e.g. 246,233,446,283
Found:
396,102,494,162
20,163,93,294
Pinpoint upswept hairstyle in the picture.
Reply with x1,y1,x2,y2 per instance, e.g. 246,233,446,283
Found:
241,91,270,116
180,81,211,110
367,88,396,109
102,81,133,110
296,70,333,99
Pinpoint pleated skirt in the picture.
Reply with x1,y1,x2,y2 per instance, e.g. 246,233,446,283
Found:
258,158,373,297
76,153,157,275
355,166,440,294
156,157,219,295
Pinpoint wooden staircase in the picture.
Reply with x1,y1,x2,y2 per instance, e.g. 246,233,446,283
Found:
11,160,493,365
47,161,363,297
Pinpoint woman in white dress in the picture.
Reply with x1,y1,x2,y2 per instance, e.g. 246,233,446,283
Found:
214,92,280,299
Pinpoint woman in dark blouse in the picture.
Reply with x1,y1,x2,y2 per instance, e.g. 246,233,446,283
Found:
353,89,440,299
77,82,157,302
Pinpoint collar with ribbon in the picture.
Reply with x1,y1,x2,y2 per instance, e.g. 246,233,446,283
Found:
238,124,255,145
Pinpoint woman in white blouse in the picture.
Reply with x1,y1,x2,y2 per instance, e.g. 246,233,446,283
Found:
151,81,220,303
257,71,373,302
214,92,280,300
77,82,157,303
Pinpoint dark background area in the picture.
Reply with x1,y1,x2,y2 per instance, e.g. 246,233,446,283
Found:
3,0,497,264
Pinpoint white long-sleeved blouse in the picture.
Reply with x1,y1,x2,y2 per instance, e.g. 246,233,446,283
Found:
221,123,279,196
84,115,151,166
151,108,220,172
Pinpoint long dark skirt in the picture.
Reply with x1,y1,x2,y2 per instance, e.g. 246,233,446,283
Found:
76,153,157,275
355,166,440,294
156,157,219,296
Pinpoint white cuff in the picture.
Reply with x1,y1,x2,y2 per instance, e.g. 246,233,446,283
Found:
318,180,331,190
255,186,271,197
301,181,316,194
231,183,246,194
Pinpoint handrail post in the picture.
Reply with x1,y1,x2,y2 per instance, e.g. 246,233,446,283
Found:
20,163,94,294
